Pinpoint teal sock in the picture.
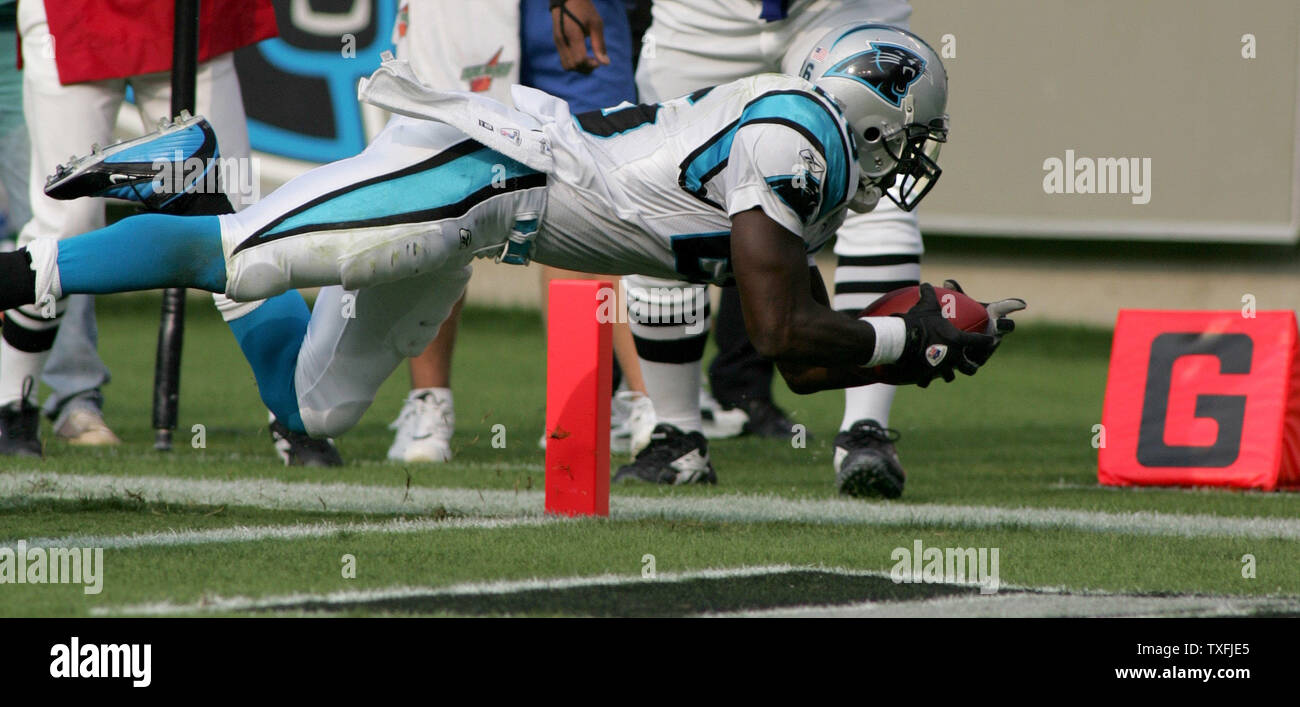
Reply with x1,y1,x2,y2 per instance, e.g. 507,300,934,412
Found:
57,213,226,293
226,290,311,434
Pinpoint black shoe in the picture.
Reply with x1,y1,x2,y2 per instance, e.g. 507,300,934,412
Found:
733,398,807,441
613,423,716,485
833,419,905,499
44,111,233,215
0,395,43,458
269,419,343,467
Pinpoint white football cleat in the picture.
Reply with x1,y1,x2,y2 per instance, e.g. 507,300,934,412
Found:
387,388,455,463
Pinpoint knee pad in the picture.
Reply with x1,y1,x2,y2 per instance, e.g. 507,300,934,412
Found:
623,275,710,363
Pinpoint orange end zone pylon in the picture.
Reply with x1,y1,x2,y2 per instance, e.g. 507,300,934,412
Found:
545,279,612,516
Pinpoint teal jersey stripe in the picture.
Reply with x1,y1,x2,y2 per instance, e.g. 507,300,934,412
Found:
264,147,536,238
679,91,850,221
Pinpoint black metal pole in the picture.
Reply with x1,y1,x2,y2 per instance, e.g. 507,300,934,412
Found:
152,0,199,451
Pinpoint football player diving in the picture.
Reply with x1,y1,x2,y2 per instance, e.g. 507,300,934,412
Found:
0,24,1022,476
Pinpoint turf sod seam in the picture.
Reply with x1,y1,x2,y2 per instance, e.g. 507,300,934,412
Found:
15,515,562,551
90,564,1300,618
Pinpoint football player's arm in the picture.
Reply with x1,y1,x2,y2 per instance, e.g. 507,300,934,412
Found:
729,207,888,393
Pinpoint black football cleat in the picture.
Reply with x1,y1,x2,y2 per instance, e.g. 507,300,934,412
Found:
613,423,717,485
44,111,233,215
269,418,343,467
833,419,905,499
0,385,43,458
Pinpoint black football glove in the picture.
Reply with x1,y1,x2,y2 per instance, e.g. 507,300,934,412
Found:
942,279,1027,367
892,283,999,388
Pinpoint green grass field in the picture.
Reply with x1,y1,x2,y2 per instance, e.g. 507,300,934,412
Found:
1,294,1297,617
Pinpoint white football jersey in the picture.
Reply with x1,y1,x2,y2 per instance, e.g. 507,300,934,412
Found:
531,73,861,284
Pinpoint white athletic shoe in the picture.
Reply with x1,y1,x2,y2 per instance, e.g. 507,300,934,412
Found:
387,388,455,463
539,389,657,454
611,390,656,456
54,407,121,446
699,387,747,439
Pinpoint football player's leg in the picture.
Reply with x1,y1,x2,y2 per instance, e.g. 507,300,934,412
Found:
632,10,776,444
0,3,123,454
831,196,922,499
40,295,117,445
218,290,312,433
624,274,709,434
294,266,472,440
0,117,518,309
613,274,716,485
221,116,538,302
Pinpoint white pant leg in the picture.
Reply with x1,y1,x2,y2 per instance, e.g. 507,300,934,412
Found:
17,0,123,248
13,0,123,409
834,196,923,258
219,116,545,301
635,3,767,101
295,265,472,438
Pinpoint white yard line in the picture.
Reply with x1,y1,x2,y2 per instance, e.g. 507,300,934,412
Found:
92,564,1300,618
5,471,1300,545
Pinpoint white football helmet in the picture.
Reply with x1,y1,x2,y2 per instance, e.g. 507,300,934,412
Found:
800,24,949,212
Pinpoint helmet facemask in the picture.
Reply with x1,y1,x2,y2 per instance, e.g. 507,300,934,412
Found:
877,116,947,211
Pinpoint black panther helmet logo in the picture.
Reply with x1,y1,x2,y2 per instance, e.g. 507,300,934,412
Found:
824,42,927,107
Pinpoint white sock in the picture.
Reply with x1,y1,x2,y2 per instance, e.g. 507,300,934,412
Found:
639,359,702,434
0,338,51,407
842,383,898,431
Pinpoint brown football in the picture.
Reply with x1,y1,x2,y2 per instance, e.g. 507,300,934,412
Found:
859,285,989,333
858,286,989,381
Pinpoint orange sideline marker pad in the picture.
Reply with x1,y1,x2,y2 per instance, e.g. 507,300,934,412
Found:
1099,309,1300,491
544,280,612,516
